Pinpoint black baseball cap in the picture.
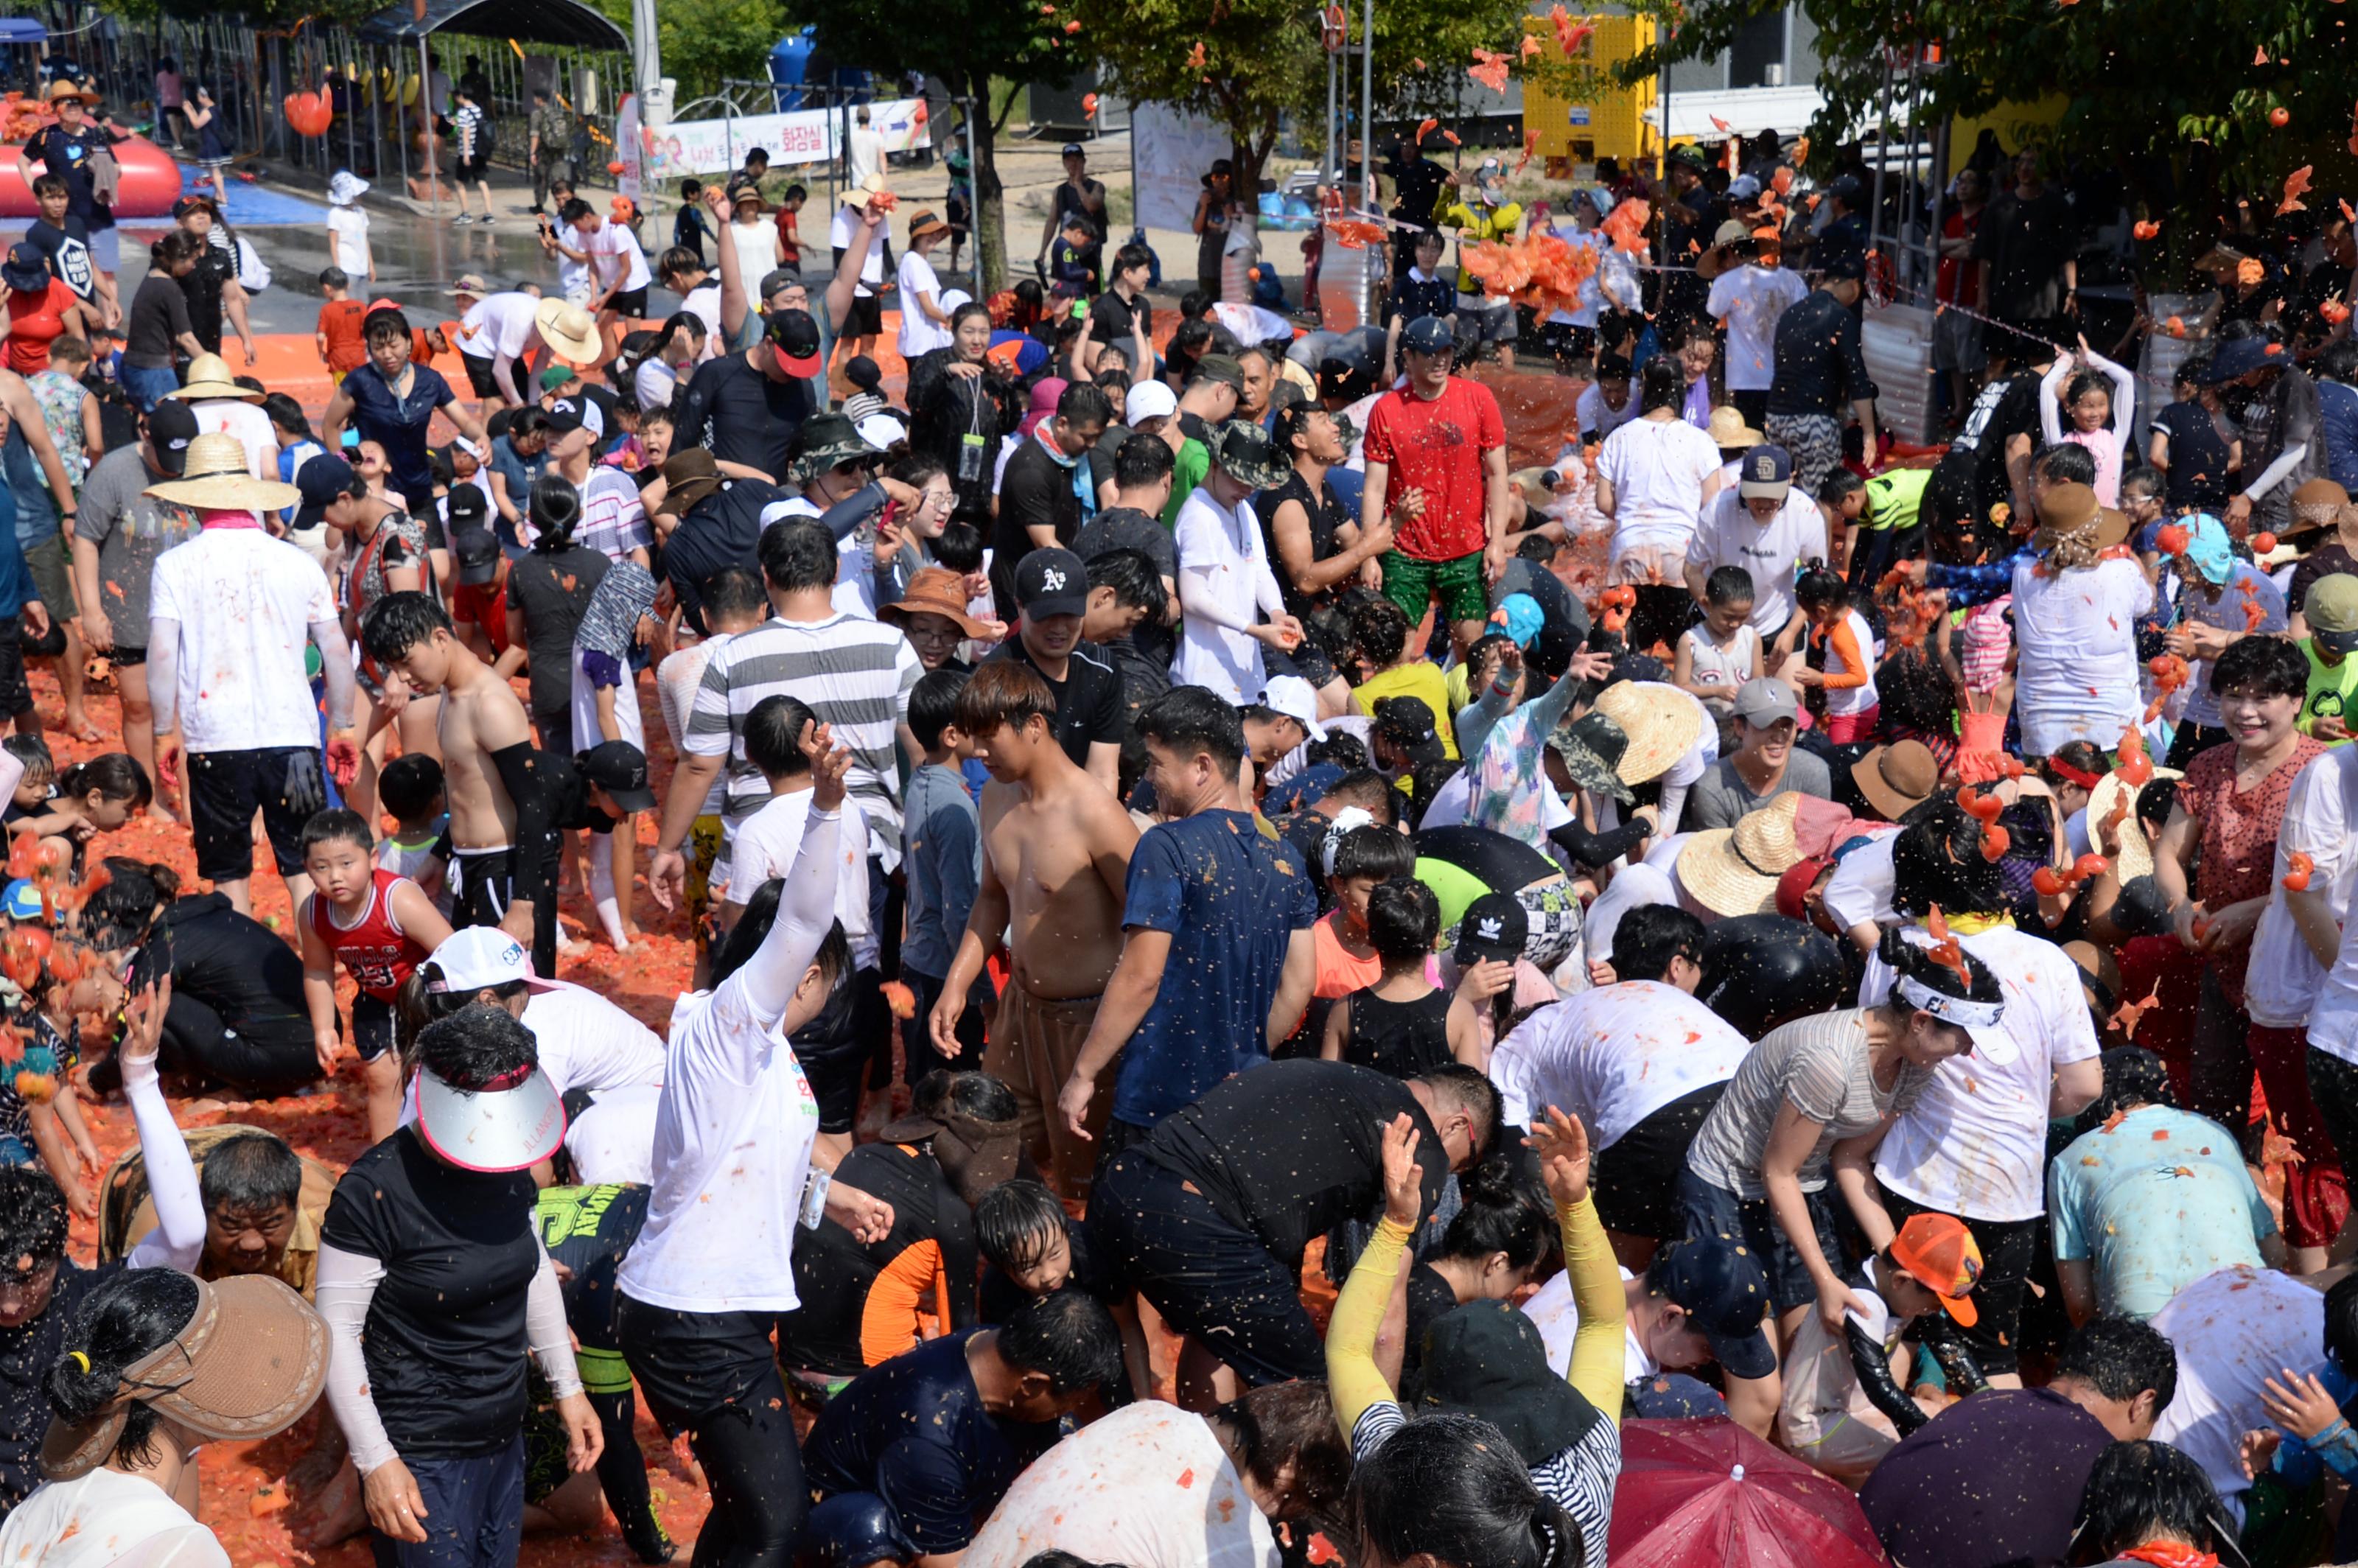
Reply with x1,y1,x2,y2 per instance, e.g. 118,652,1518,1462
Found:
1060,141,1085,158
1015,546,1089,620
447,491,498,585
1645,1235,1777,1379
765,309,822,376
576,740,657,814
290,454,358,532
1401,315,1455,355
542,396,605,440
1454,892,1528,967
145,399,197,476
0,244,46,293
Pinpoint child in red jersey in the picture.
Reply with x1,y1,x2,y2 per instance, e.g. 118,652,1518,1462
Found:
295,805,454,1140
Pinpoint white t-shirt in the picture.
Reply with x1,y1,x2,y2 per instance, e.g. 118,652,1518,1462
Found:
897,249,951,357
829,205,886,297
728,218,777,296
965,1402,1279,1568
523,979,666,1096
2152,1264,2328,1520
563,1080,662,1186
2010,556,2154,757
846,127,885,190
584,219,651,294
1598,416,1722,559
0,1467,228,1568
188,398,277,483
613,956,825,1314
682,283,724,360
459,292,542,362
1821,831,1900,934
1172,486,1287,702
326,204,371,279
1822,608,1881,718
1520,1264,1652,1385
1684,488,1829,635
1582,863,1673,971
1488,981,1750,1148
1575,381,1635,442
1864,925,2102,1222
2248,743,2358,1029
149,527,337,753
657,637,728,816
724,789,875,968
1419,766,1572,833
1705,264,1809,392
760,494,878,620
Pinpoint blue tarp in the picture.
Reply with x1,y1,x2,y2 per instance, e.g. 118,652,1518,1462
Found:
0,20,44,44
354,0,623,50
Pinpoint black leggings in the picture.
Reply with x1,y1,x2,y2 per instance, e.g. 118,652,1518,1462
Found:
617,1298,806,1568
157,990,318,1095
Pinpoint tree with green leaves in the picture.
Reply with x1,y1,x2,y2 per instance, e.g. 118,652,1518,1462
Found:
790,0,1077,291
1609,0,2358,270
1070,0,1533,211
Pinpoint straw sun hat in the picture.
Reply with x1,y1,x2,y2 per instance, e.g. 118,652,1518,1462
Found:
2083,766,2180,884
1590,681,1706,786
1678,791,1808,919
167,353,262,404
142,433,301,511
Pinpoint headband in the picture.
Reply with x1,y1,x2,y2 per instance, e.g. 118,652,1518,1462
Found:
1895,973,2005,1031
2046,758,2105,790
1320,807,1376,878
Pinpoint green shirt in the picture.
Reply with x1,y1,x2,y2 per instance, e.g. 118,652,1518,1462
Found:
2301,638,2358,743
1161,438,1210,528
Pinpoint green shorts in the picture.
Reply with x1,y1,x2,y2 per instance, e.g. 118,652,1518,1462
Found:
1380,547,1488,626
22,536,74,623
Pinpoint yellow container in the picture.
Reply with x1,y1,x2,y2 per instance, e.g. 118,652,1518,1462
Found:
1521,13,1659,169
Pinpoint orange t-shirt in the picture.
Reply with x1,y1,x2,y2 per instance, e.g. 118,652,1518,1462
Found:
318,298,367,373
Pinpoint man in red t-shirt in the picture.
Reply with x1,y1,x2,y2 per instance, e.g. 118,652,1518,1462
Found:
1358,313,1510,657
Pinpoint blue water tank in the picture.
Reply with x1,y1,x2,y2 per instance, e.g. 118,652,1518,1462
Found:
769,27,875,111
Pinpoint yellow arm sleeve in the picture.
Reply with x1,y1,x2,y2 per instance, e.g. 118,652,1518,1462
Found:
1561,1194,1626,1416
1327,1214,1414,1446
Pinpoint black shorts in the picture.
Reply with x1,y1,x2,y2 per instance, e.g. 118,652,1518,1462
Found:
461,352,531,405
1881,1188,2041,1376
351,991,398,1062
456,153,489,182
188,745,325,883
0,621,28,718
107,645,147,668
615,1296,786,1435
842,293,884,337
606,286,648,320
1593,1081,1727,1240
1082,1148,1323,1387
2310,1047,2358,1172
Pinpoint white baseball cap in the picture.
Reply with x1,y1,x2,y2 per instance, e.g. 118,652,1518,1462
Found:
1124,380,1178,424
414,1060,567,1173
1260,675,1328,743
426,925,561,997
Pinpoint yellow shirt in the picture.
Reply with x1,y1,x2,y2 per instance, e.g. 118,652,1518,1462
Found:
1355,661,1461,758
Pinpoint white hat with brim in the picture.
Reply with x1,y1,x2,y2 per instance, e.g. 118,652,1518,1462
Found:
534,298,602,365
1592,681,1706,785
1259,675,1328,742
2085,765,2180,883
414,1064,567,1173
143,433,301,511
1676,791,1805,918
167,352,263,403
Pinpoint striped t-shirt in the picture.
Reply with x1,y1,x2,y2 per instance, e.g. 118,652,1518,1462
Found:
685,613,923,867
576,466,651,564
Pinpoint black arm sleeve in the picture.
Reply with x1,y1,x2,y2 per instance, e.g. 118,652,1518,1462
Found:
490,741,556,912
816,480,887,545
1845,1318,1929,1437
1914,1318,1990,1397
1547,816,1652,870
940,1195,979,1332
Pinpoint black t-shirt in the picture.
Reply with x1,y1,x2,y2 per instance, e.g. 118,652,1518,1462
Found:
23,125,111,228
676,349,815,480
127,895,311,1057
23,216,94,303
1088,288,1150,348
993,435,1088,615
0,1261,112,1513
1145,1059,1450,1269
319,1127,542,1458
661,477,782,634
1858,1387,2112,1568
507,546,609,717
802,1328,1063,1556
2151,398,2236,514
1973,186,2077,320
778,1141,977,1378
1948,368,2042,517
1767,290,1878,420
123,274,192,368
1402,1261,1460,1382
1074,504,1178,668
179,245,236,354
1053,177,1108,241
1255,470,1351,617
1387,155,1449,230
986,636,1125,766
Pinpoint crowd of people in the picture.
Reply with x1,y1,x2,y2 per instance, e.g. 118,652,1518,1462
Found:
0,57,2354,1568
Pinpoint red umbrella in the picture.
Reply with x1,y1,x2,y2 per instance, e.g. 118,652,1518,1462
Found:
1609,1418,1891,1568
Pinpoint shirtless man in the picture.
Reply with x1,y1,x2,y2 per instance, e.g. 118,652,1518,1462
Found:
928,659,1136,1199
359,592,559,977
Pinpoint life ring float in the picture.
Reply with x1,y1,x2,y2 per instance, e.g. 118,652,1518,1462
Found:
0,131,181,218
